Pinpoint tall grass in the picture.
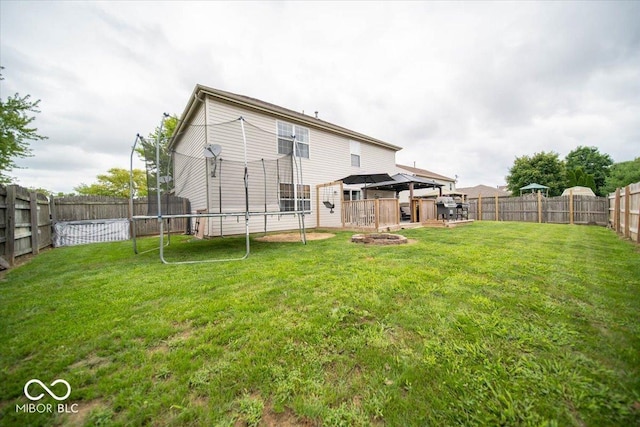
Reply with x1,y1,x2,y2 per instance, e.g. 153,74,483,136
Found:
1,222,638,426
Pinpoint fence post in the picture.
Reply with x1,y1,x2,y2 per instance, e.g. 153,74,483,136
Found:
316,184,321,228
374,199,380,231
183,198,191,234
614,188,621,233
537,191,542,223
30,192,40,255
495,195,499,221
5,185,16,266
478,194,482,221
624,185,631,238
395,199,400,225
569,189,574,225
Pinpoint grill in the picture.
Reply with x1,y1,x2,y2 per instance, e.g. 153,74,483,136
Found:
456,201,469,220
436,197,457,220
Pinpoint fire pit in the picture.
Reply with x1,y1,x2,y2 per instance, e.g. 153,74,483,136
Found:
351,233,408,245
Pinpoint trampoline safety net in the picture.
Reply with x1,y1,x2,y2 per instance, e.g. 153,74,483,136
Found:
142,117,309,226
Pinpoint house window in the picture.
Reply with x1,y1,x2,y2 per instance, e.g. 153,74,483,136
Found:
279,183,311,211
277,121,310,158
350,140,361,167
343,189,361,201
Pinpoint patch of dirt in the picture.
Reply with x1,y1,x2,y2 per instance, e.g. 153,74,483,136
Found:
58,399,104,427
68,353,110,372
256,232,335,242
149,327,194,355
260,401,315,427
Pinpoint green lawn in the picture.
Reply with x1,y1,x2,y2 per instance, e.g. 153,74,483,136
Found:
1,222,639,426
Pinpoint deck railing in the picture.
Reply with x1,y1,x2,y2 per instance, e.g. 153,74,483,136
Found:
342,198,399,231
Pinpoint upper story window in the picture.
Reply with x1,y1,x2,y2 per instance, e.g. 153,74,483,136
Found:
350,140,361,167
277,121,310,158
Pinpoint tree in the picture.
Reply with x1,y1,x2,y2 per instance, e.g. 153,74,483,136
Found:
565,146,613,196
602,158,640,195
0,68,48,184
137,114,178,193
566,167,596,192
75,168,147,198
506,151,566,196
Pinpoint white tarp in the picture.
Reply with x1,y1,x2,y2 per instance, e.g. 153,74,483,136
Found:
53,219,130,247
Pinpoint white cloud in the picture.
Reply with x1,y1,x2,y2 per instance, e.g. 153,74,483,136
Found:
1,1,638,193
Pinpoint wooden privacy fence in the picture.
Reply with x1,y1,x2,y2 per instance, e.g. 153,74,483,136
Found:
52,195,191,237
609,182,640,243
342,198,399,231
467,192,609,226
0,188,193,266
0,185,53,266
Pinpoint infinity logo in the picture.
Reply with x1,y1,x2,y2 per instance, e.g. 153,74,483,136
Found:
24,379,71,401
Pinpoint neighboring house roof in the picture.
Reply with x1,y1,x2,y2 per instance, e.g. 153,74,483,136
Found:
396,164,455,183
171,84,402,152
456,184,512,199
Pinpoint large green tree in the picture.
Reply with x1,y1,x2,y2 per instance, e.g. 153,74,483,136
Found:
601,158,640,195
565,146,613,196
566,167,596,192
137,114,178,193
0,68,48,184
75,168,147,198
506,151,566,196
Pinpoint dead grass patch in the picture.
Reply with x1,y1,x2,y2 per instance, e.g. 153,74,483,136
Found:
256,232,335,243
68,353,110,372
57,399,105,427
260,401,315,427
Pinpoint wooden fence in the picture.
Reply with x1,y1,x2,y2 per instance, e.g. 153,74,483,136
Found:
0,187,192,267
0,185,53,266
467,192,609,226
609,182,640,243
52,195,191,236
342,198,399,231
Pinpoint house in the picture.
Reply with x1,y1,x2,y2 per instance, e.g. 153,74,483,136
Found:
395,164,457,192
169,85,402,236
456,184,512,200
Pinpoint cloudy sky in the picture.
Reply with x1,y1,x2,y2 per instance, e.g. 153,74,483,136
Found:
1,1,638,193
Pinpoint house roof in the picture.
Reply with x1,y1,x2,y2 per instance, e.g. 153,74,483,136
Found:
171,85,402,152
456,184,512,199
396,164,455,183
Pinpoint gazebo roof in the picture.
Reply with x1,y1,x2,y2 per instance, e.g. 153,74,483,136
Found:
520,183,549,190
365,173,444,192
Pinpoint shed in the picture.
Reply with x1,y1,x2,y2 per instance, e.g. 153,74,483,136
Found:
561,186,596,197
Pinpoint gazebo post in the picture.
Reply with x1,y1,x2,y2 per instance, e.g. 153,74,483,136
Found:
409,182,415,222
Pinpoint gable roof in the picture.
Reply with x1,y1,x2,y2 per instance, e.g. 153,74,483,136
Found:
171,85,402,151
456,184,511,199
396,164,455,183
